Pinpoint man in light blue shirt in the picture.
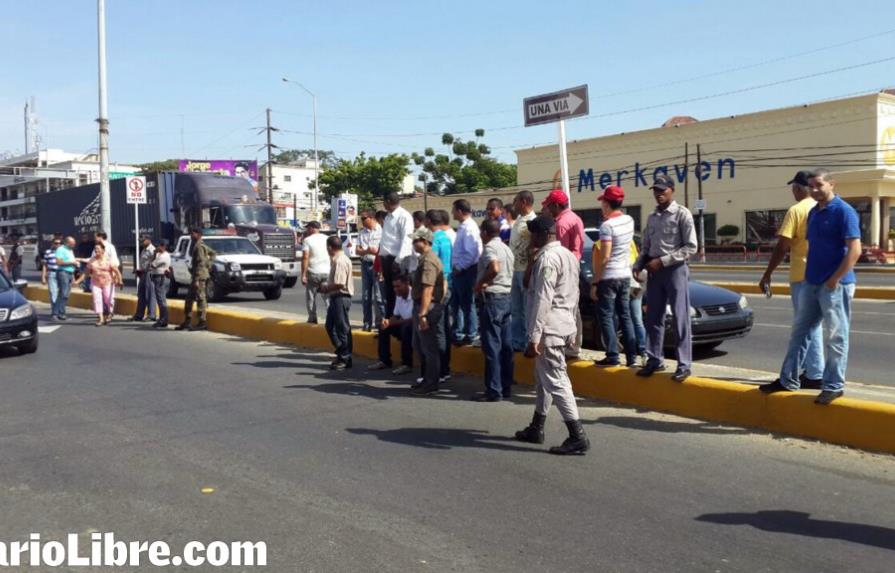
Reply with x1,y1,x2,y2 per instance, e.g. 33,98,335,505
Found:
53,236,79,320
450,199,482,345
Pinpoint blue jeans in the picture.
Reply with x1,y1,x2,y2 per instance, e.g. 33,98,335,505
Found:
452,266,478,342
628,291,646,354
779,282,855,392
46,271,59,307
325,295,353,362
597,278,637,363
151,275,170,324
479,293,514,398
361,259,384,329
790,281,824,380
510,271,528,351
53,270,74,317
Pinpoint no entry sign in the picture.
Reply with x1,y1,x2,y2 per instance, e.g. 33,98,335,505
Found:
126,176,147,204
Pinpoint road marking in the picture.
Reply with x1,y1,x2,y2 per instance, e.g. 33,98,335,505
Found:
37,325,61,334
753,323,895,336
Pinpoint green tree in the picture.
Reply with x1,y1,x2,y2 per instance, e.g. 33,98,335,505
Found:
419,130,516,195
137,159,180,173
316,153,410,209
272,148,339,169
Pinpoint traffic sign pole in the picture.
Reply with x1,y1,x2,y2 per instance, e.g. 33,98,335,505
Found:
558,119,571,205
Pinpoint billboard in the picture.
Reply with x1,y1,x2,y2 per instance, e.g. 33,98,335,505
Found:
178,159,259,193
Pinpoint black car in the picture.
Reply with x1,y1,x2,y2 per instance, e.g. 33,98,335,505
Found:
0,271,38,355
580,234,753,352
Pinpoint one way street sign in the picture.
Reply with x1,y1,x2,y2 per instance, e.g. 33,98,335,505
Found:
523,85,589,127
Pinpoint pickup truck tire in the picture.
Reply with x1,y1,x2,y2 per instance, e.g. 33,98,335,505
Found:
283,276,298,288
263,285,283,300
167,278,179,298
205,280,225,303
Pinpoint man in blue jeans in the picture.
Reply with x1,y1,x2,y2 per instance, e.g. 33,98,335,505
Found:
471,219,515,402
451,199,482,345
761,168,861,404
53,236,79,320
356,210,383,332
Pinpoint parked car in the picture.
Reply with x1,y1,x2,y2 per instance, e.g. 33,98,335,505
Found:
580,234,753,352
0,272,38,355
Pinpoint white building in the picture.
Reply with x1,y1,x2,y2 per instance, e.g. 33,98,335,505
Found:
258,159,321,225
0,149,139,238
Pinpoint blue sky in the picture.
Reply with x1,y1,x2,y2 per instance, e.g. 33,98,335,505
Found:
2,0,894,165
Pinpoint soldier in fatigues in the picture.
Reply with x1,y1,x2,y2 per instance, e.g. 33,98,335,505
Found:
515,215,590,455
176,227,215,332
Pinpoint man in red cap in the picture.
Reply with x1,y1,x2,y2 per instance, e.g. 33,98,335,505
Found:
589,185,638,367
542,189,585,357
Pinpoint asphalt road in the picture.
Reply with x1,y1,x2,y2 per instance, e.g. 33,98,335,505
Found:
2,308,894,572
689,268,895,288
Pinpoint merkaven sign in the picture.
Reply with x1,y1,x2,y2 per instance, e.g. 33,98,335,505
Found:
577,157,736,193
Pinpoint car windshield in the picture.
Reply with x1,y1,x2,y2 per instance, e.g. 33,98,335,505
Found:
205,238,262,255
0,272,11,290
224,204,277,226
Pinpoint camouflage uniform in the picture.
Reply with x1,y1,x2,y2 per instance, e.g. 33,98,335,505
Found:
182,239,215,326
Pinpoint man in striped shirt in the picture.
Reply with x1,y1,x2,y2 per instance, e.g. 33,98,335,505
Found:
41,237,62,308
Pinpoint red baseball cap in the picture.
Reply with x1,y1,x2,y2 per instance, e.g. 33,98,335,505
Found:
597,185,625,203
542,189,569,207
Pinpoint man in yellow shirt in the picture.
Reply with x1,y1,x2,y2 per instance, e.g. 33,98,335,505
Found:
759,171,823,387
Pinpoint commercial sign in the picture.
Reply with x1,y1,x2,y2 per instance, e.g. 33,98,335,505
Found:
523,85,589,127
577,158,737,193
330,193,358,230
178,159,259,193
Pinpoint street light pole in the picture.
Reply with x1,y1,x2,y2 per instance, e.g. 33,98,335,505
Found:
97,0,111,237
282,77,319,221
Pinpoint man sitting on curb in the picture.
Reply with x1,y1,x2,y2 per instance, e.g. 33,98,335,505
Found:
369,275,415,375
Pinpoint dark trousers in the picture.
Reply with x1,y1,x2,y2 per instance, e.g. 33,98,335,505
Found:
378,321,413,367
326,295,353,362
134,274,157,320
479,293,514,398
452,266,478,342
644,263,692,370
440,290,452,376
597,278,637,363
151,275,170,325
381,255,398,319
413,302,444,387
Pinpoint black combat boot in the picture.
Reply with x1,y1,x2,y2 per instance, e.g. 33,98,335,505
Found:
190,321,208,332
515,412,547,444
548,420,590,456
175,320,191,331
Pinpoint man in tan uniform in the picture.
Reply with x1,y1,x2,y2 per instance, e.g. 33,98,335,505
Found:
515,215,590,455
177,227,215,332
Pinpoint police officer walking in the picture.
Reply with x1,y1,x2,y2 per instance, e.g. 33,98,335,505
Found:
514,215,590,456
176,227,215,332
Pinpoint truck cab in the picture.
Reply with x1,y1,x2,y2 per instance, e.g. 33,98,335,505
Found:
168,234,286,302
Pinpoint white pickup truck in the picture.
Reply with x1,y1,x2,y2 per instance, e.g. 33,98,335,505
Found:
168,235,286,302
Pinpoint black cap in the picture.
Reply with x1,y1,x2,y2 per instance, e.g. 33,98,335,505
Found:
787,170,813,186
650,174,675,191
188,226,203,234
527,214,556,234
158,239,170,247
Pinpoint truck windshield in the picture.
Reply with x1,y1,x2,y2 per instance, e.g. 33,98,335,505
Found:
206,238,262,255
224,205,277,226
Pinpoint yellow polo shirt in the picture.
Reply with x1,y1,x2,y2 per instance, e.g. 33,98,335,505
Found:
777,197,816,283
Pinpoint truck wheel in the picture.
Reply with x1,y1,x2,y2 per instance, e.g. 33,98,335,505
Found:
283,276,298,288
167,279,179,298
205,280,225,303
263,285,283,300
17,337,38,355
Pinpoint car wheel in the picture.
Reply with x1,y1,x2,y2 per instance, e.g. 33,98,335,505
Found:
17,337,38,354
263,285,283,300
283,276,298,288
205,280,225,303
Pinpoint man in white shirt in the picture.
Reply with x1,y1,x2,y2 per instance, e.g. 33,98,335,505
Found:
301,221,331,324
369,275,415,375
378,192,414,318
357,210,384,331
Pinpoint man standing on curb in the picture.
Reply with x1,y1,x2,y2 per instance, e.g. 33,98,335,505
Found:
379,193,414,319
514,215,590,455
758,170,823,388
428,209,454,382
357,210,384,332
451,199,483,346
472,218,515,402
150,239,172,328
509,191,536,352
322,236,355,371
634,175,697,383
41,238,61,310
410,227,447,396
301,221,330,324
176,227,215,332
131,235,157,323
542,189,584,357
761,168,861,404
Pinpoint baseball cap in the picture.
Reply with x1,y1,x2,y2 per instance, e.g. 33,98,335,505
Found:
787,170,813,186
158,239,170,247
650,175,675,191
527,214,556,234
411,227,433,243
597,185,625,203
542,189,569,207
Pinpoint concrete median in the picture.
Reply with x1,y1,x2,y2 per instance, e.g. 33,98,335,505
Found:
704,281,895,301
26,285,895,456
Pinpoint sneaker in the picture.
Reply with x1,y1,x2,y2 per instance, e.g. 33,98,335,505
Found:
636,363,666,377
362,325,372,332
392,365,413,375
470,338,482,348
671,368,691,383
368,361,390,370
799,372,823,390
332,361,349,371
189,322,208,332
152,322,168,329
411,383,439,396
175,322,191,331
815,390,844,405
759,379,794,394
594,356,620,366
470,393,501,402
439,374,452,384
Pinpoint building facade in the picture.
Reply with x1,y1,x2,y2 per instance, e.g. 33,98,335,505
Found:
258,160,320,225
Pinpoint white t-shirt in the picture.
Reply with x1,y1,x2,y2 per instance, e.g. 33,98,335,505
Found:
302,233,331,275
444,228,457,245
393,290,413,320
101,241,120,268
599,213,635,280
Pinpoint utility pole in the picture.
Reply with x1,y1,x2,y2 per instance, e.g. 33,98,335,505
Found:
696,143,706,263
683,142,689,209
97,0,111,238
558,119,571,206
266,108,274,204
23,101,30,154
283,78,319,220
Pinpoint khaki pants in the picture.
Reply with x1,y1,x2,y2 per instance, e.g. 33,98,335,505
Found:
535,335,580,422
183,278,208,323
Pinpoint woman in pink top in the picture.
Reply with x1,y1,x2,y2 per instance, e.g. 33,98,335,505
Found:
85,243,121,326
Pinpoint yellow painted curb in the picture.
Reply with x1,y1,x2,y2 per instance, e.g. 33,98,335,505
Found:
26,286,895,455
705,281,895,301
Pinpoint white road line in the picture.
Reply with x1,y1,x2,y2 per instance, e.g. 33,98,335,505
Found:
37,325,61,334
753,323,895,336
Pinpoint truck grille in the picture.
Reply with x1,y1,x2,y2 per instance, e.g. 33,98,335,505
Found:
241,263,274,271
245,274,275,283
701,302,740,316
261,233,295,260
0,309,8,321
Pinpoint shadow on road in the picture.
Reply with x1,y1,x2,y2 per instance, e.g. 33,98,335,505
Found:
345,427,538,452
588,416,751,435
696,510,895,551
